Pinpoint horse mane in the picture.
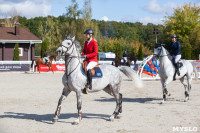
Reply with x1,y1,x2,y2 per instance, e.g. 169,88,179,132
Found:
49,55,57,61
161,46,172,60
74,40,82,52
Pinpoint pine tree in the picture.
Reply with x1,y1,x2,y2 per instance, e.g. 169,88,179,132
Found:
41,40,48,58
138,44,143,60
13,43,20,61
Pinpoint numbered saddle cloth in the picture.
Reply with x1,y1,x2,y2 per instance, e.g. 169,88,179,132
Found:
81,61,103,78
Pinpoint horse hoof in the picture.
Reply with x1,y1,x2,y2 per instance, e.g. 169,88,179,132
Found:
115,115,121,119
160,100,165,104
184,97,189,102
52,117,58,123
72,119,80,125
184,100,187,102
109,116,114,121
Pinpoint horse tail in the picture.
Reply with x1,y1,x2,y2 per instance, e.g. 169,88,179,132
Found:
118,66,144,89
192,62,198,80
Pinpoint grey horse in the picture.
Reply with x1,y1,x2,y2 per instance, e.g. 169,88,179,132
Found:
153,44,198,104
52,35,143,124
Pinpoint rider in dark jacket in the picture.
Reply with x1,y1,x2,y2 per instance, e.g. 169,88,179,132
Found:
168,34,181,76
122,49,127,63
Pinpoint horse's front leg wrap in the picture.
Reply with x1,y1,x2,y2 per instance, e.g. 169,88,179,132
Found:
55,95,66,116
56,105,62,116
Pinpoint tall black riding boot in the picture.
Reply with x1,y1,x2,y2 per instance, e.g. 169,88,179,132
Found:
175,63,180,76
86,69,92,90
172,58,180,76
45,59,48,65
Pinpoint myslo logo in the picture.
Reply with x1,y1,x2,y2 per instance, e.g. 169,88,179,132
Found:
173,127,198,132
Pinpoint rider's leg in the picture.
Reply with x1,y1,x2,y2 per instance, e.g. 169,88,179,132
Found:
86,69,92,90
45,59,48,65
174,55,181,76
86,61,97,90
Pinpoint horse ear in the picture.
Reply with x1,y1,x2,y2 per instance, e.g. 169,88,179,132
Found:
66,34,72,40
72,36,75,42
161,44,165,47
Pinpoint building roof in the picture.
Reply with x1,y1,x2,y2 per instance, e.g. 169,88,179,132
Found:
0,27,42,44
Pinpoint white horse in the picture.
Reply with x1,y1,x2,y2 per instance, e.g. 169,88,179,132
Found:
52,35,143,124
153,44,198,104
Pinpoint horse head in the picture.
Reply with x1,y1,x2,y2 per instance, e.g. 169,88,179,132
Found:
50,55,57,61
56,34,81,57
153,44,166,60
56,34,76,56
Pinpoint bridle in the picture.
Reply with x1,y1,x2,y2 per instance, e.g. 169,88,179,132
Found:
153,46,170,59
60,41,82,78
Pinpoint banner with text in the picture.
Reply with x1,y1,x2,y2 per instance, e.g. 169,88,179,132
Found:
37,64,65,71
0,64,30,72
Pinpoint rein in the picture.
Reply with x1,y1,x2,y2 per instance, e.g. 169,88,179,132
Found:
62,42,82,78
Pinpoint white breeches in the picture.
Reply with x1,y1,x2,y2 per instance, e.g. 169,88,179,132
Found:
86,61,97,71
121,57,127,63
173,55,181,63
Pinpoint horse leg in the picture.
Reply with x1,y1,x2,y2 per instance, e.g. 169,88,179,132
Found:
72,90,82,125
38,64,40,73
51,64,54,74
52,87,71,123
161,80,171,104
109,85,122,121
185,75,192,102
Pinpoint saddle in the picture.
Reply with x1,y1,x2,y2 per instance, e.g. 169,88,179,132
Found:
177,60,183,68
173,59,183,80
43,57,49,63
82,61,101,77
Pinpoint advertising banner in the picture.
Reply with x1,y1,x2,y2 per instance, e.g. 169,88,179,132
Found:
0,64,30,72
37,64,65,71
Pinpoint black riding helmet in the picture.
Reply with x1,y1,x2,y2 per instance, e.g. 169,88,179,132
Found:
171,34,177,38
84,29,94,35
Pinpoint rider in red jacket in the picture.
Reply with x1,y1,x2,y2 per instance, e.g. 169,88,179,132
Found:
82,29,98,90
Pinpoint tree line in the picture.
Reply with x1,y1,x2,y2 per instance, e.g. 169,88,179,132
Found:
1,1,200,60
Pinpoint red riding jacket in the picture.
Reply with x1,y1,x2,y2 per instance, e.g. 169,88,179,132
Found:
82,39,98,63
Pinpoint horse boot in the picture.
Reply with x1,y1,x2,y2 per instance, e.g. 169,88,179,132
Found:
86,69,92,90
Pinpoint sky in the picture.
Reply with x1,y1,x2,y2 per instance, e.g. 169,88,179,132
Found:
0,0,199,25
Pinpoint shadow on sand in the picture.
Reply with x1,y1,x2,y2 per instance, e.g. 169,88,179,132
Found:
0,112,110,125
95,97,169,104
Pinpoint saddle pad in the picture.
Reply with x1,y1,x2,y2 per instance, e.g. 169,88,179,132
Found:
81,65,103,78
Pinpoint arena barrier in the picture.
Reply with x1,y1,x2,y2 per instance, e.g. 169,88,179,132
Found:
0,60,199,80
0,61,32,72
0,60,113,72
35,60,113,72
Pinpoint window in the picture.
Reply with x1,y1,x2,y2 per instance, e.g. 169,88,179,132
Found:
19,48,23,56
